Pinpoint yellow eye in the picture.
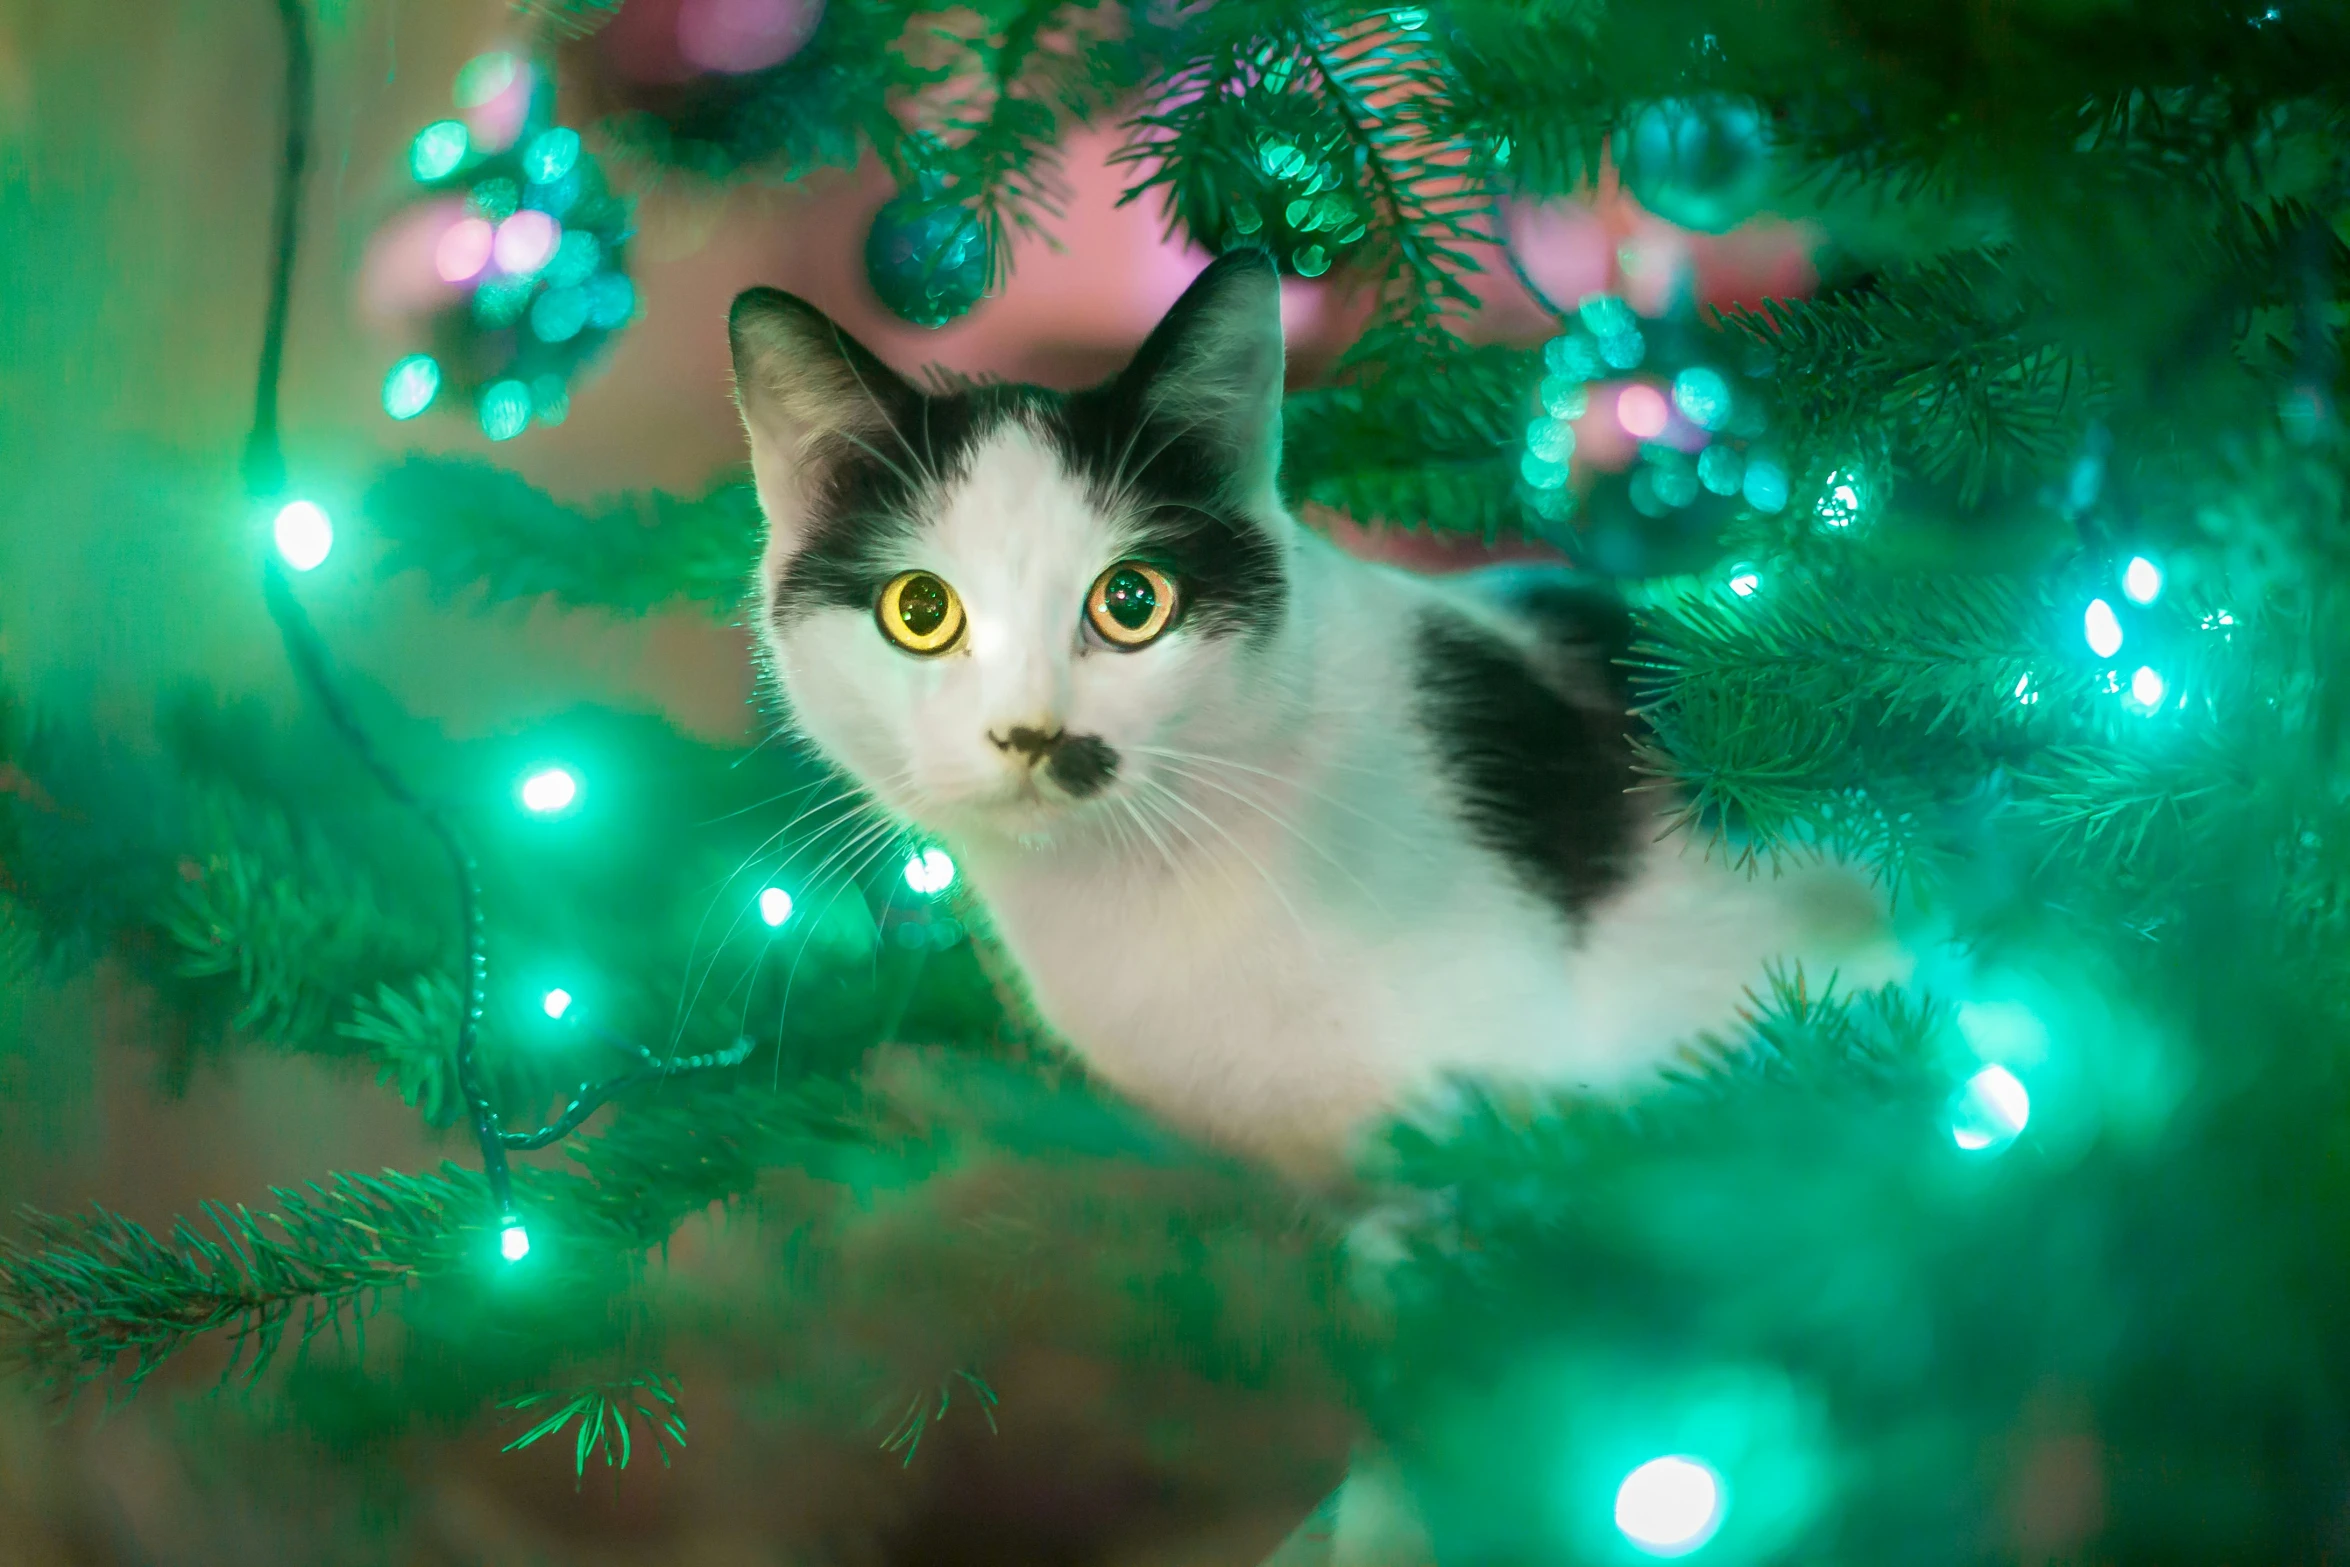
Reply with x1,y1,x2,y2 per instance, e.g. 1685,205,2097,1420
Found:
876,571,965,655
1085,561,1178,648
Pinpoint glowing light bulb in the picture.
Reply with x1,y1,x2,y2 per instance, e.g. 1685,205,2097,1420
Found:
2123,555,2162,605
1950,1064,2030,1153
1728,567,1761,598
271,500,333,571
2127,665,2167,711
1616,383,1671,440
904,847,957,895
455,51,519,109
1671,367,1732,431
2013,672,2039,707
2083,598,2124,659
410,119,469,182
1817,471,1862,529
521,126,581,184
499,1218,531,1262
434,216,495,283
478,379,532,441
541,987,573,1020
758,886,794,927
1615,1456,1725,1556
382,353,441,421
519,766,578,815
492,210,560,275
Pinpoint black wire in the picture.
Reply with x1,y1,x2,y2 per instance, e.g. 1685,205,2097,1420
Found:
246,0,745,1218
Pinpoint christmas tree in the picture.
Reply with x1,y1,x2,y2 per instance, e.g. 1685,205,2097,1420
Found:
3,0,2348,1560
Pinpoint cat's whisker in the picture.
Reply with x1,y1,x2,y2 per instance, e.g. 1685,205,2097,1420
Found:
1137,775,1315,943
829,321,942,495
1127,743,1403,835
1136,756,1387,914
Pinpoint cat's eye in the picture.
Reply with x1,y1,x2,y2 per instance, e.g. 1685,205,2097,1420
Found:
1085,562,1178,649
876,570,966,655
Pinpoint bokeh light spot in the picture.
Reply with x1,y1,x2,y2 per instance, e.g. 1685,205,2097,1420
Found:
519,766,578,815
1615,1456,1725,1556
479,379,533,441
499,1219,532,1262
2084,598,2124,659
2123,555,2163,605
454,51,519,109
541,987,574,1020
758,887,795,927
521,126,582,184
409,119,469,182
1728,566,1760,598
1950,1064,2030,1153
2128,665,2167,711
271,500,333,571
1672,367,1732,430
381,353,441,421
904,848,957,895
434,217,495,283
493,210,560,275
1616,384,1670,439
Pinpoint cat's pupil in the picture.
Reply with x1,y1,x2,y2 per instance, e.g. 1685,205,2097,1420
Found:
897,574,950,637
1103,567,1157,631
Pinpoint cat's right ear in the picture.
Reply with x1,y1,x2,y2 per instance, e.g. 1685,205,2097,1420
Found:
729,288,916,557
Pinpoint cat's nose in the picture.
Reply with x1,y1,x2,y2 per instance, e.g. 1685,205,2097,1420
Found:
989,725,1064,765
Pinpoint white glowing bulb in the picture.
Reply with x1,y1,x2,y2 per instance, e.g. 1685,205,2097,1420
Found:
499,1219,531,1262
2083,598,2124,659
758,886,794,927
1727,567,1761,598
2128,666,2166,710
1615,1456,1725,1556
2122,555,2162,605
541,987,573,1020
1950,1064,2030,1152
519,766,578,814
2013,673,2039,707
903,847,957,895
271,500,333,571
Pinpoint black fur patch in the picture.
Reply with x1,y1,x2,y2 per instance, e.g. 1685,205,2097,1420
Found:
1048,733,1120,797
1413,606,1643,923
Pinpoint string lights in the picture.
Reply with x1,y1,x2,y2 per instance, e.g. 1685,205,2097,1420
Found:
247,0,748,1266
1615,1454,1726,1556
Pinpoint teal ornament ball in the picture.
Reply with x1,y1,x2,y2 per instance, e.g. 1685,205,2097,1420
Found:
864,192,990,328
1615,96,1772,234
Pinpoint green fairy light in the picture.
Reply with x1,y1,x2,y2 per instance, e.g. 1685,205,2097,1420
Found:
1615,1456,1725,1556
519,765,579,815
904,848,957,895
499,1216,531,1262
381,353,441,420
271,500,333,572
521,126,581,185
410,119,468,182
479,379,532,441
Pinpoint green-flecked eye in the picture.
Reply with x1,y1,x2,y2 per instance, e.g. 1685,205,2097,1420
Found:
877,571,965,655
1086,562,1178,648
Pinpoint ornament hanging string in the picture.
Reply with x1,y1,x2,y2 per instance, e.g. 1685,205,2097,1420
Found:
246,0,748,1227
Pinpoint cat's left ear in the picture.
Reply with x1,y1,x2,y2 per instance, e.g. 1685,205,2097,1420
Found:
1119,249,1286,505
729,287,918,558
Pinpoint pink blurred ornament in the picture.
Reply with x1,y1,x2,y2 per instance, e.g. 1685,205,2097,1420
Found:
1616,383,1670,439
435,217,495,283
678,0,823,73
462,55,533,153
1503,199,1616,316
361,199,471,319
494,210,561,275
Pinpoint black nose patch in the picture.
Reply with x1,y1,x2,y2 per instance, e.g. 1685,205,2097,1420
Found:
1047,733,1120,797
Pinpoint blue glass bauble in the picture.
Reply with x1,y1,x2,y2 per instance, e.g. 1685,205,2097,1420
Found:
864,192,990,328
1615,96,1773,234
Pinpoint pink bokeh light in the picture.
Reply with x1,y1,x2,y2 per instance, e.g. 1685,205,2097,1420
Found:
493,210,561,276
1616,383,1670,440
464,60,533,153
434,217,495,284
678,0,824,74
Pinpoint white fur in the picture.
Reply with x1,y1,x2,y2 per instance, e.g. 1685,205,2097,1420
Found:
759,420,1905,1180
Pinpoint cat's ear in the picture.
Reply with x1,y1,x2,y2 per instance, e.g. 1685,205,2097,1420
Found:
729,287,917,555
1120,249,1285,502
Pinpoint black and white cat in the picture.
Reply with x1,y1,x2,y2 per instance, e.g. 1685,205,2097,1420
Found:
727,249,1900,1186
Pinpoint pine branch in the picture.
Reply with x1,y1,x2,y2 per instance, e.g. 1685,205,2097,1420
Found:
0,1171,486,1390
501,1371,688,1478
364,457,763,617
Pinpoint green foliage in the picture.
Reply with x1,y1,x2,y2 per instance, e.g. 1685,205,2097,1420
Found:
880,1368,998,1465
501,1372,688,1477
0,1171,485,1389
364,456,762,616
340,973,467,1127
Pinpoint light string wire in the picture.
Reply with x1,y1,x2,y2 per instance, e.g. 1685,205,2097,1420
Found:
246,0,748,1226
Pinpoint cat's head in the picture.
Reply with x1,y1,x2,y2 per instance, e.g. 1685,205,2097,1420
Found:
729,250,1294,843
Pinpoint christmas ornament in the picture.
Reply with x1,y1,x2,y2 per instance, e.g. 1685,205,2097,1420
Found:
382,52,636,441
864,189,991,328
1141,80,1374,281
1614,96,1774,235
